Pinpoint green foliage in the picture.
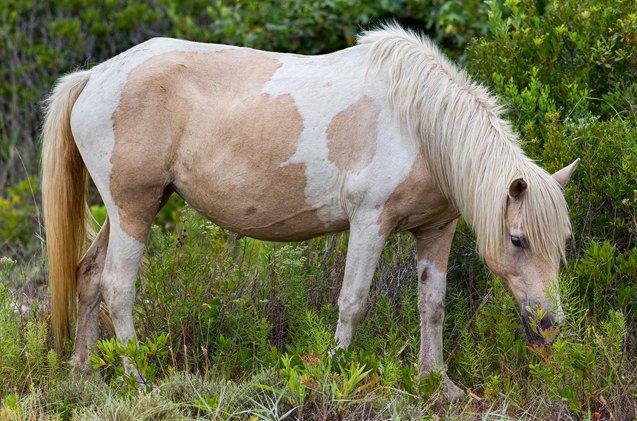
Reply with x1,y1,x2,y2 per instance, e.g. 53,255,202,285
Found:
0,273,59,398
466,1,635,404
0,178,40,256
526,307,631,416
575,241,637,319
1,205,635,418
137,208,283,377
454,277,526,396
423,0,491,56
90,333,170,394
267,351,376,418
466,0,636,247
450,1,636,416
470,0,636,121
0,282,22,395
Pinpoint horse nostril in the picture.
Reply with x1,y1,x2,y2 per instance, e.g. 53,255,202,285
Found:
540,315,556,331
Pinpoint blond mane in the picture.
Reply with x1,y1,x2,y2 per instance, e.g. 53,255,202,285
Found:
358,24,570,263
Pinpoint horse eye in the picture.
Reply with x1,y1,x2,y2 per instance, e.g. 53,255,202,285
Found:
511,235,524,248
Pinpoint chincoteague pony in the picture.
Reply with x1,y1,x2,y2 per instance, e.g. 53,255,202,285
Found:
41,24,577,400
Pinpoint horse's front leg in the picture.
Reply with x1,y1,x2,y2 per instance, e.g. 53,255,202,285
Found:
334,221,387,349
411,220,465,401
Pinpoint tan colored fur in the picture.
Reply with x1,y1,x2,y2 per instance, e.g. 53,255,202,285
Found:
412,221,458,272
41,70,92,351
412,221,463,401
111,50,347,242
377,154,458,236
326,96,379,171
485,198,556,308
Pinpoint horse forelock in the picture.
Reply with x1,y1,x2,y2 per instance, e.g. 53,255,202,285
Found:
517,168,571,264
359,24,570,263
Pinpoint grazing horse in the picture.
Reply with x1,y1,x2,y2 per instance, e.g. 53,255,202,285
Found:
42,24,577,400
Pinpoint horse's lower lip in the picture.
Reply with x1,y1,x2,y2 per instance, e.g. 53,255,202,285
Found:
522,316,545,345
521,312,560,345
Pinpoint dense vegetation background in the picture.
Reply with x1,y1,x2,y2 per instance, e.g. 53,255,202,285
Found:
0,0,635,419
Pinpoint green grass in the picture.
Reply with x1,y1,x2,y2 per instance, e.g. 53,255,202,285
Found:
1,208,635,420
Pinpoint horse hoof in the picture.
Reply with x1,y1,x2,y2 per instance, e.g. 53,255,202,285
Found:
443,376,466,402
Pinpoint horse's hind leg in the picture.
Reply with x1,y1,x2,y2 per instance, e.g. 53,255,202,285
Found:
99,217,149,382
71,218,110,376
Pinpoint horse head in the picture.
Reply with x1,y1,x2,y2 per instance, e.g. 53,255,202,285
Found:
484,159,579,345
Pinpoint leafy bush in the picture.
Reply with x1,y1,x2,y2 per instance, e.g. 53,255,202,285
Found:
464,0,636,336
466,0,636,246
90,333,170,394
469,0,636,121
451,0,636,416
0,178,40,256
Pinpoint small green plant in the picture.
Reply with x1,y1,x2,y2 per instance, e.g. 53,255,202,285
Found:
267,351,376,418
0,274,58,398
90,333,170,394
0,393,20,418
279,353,310,414
526,310,629,415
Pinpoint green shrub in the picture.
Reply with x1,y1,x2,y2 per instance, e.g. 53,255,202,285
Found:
90,333,170,395
468,0,636,121
466,0,636,245
0,275,58,397
446,2,637,416
0,178,40,256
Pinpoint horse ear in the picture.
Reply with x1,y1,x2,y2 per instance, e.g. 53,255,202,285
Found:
552,158,580,189
508,177,528,200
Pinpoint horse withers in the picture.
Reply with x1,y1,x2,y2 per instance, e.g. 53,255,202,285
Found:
41,25,577,401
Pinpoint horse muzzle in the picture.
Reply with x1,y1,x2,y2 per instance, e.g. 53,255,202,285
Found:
521,308,560,346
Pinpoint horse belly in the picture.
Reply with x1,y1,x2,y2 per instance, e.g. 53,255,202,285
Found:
174,161,348,241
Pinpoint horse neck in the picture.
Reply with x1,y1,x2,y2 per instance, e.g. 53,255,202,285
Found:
417,105,531,258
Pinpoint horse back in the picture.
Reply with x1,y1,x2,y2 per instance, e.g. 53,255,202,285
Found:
71,38,454,242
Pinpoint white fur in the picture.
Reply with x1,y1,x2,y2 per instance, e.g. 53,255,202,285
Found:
359,24,571,265
262,48,415,225
334,219,387,348
417,260,446,306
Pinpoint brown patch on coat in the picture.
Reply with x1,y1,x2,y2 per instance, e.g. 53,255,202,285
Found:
377,154,458,237
111,52,192,241
326,96,379,171
111,49,346,242
411,219,458,272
